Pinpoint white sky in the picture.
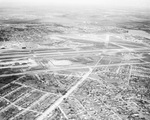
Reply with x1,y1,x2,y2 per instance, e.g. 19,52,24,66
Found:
0,0,150,8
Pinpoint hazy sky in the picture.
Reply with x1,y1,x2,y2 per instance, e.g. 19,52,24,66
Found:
0,0,150,8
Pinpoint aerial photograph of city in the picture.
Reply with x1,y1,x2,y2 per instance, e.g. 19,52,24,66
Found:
0,0,150,120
